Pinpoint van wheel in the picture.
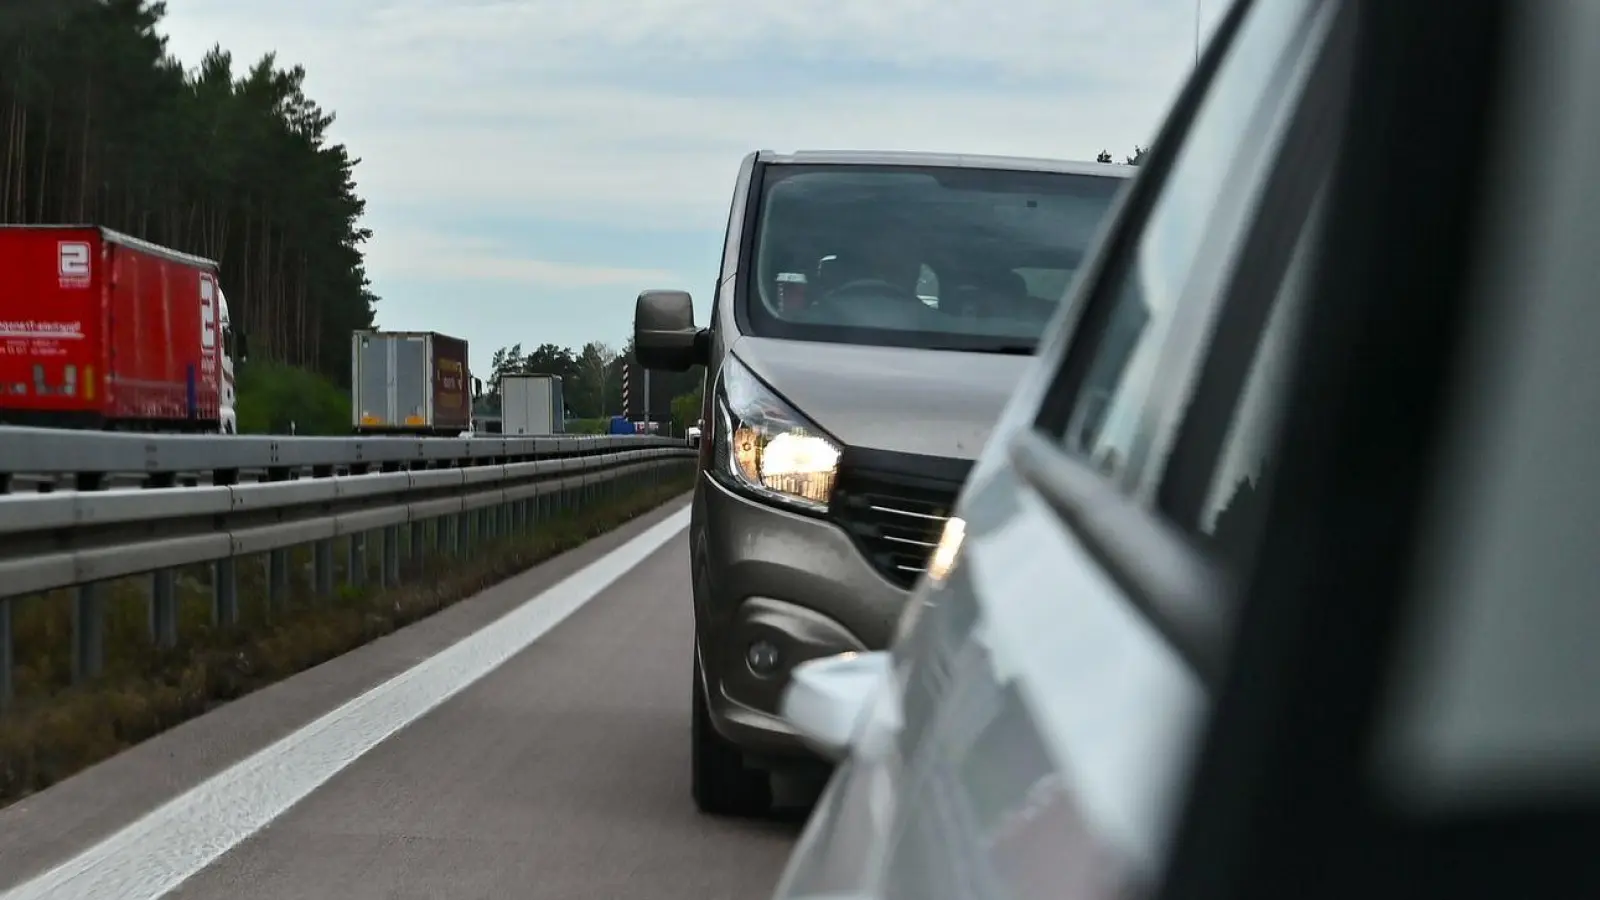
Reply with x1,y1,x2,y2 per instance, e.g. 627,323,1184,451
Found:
691,651,772,817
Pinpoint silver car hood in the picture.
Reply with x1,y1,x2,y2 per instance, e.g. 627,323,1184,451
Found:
730,336,1030,461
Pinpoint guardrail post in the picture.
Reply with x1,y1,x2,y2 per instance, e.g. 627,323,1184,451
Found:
267,550,289,612
73,582,104,682
403,523,417,565
348,534,366,588
1,598,12,709
314,539,334,597
214,557,238,626
382,525,400,586
150,570,178,648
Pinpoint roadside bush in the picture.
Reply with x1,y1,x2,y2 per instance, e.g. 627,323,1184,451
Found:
236,360,351,435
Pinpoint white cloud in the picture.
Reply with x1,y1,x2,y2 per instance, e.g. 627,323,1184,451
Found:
155,0,1229,349
369,228,683,288
161,0,1225,224
350,82,1159,228
363,0,1182,81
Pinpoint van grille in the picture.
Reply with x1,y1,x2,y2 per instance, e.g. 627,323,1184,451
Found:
830,460,967,589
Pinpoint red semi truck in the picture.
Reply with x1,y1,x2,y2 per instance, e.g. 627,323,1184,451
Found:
0,225,239,433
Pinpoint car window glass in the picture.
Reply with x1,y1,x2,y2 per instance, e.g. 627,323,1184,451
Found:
746,165,1126,352
916,263,939,306
1195,188,1325,567
1059,0,1318,486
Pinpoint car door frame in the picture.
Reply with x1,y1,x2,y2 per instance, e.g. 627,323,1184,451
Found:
1150,1,1597,898
1005,0,1359,688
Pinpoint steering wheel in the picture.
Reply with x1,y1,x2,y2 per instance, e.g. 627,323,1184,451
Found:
818,277,923,306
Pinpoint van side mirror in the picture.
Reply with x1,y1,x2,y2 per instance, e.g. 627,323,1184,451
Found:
472,377,484,398
779,651,892,762
634,289,704,372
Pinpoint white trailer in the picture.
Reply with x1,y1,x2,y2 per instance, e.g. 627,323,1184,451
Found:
500,373,565,435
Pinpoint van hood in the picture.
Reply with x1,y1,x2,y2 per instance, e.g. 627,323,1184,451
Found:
730,337,1032,461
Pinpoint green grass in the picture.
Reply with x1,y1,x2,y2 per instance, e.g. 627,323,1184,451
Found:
564,417,607,434
0,473,693,807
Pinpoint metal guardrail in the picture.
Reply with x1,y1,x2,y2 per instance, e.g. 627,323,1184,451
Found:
0,427,697,707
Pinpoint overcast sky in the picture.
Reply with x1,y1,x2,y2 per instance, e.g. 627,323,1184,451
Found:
159,0,1228,376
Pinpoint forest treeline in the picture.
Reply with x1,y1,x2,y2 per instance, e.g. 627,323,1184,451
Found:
1097,145,1148,165
0,0,375,381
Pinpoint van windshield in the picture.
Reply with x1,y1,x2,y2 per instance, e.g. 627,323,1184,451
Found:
744,164,1127,352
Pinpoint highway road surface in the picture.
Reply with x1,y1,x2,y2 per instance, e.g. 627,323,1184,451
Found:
0,497,808,900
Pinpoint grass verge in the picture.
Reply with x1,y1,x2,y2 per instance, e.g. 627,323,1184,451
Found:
0,472,693,808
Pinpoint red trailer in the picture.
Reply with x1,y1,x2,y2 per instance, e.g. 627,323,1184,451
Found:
0,225,226,431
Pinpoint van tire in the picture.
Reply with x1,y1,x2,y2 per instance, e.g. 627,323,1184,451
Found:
691,650,772,817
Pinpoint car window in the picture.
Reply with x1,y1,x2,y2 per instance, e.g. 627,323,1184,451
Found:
744,164,1126,353
1194,188,1325,568
1056,0,1323,490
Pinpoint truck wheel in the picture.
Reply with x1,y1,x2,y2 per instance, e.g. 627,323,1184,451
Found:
691,650,772,817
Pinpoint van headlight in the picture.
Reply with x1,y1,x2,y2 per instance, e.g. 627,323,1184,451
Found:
713,355,840,513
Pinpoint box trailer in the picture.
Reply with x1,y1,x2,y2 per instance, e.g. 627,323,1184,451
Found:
0,225,234,432
350,330,473,435
500,373,565,435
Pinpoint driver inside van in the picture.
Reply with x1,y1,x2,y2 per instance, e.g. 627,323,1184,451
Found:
821,227,923,299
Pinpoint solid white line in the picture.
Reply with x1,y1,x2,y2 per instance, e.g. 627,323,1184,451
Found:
0,506,691,900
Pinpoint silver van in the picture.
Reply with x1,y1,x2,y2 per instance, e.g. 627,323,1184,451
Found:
632,150,1133,817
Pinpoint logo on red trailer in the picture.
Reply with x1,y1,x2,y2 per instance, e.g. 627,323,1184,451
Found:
198,275,219,379
58,242,91,288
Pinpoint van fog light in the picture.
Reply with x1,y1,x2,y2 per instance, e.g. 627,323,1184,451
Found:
746,640,781,676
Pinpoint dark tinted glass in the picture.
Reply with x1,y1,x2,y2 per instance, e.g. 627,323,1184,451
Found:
745,165,1126,352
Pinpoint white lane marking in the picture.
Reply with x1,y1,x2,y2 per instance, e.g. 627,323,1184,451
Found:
0,507,691,900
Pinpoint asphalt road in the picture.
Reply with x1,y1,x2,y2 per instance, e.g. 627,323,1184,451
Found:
0,497,805,900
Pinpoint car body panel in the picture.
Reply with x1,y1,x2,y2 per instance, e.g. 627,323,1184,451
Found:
691,472,898,756
756,149,1138,179
730,336,1027,461
771,401,1205,900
